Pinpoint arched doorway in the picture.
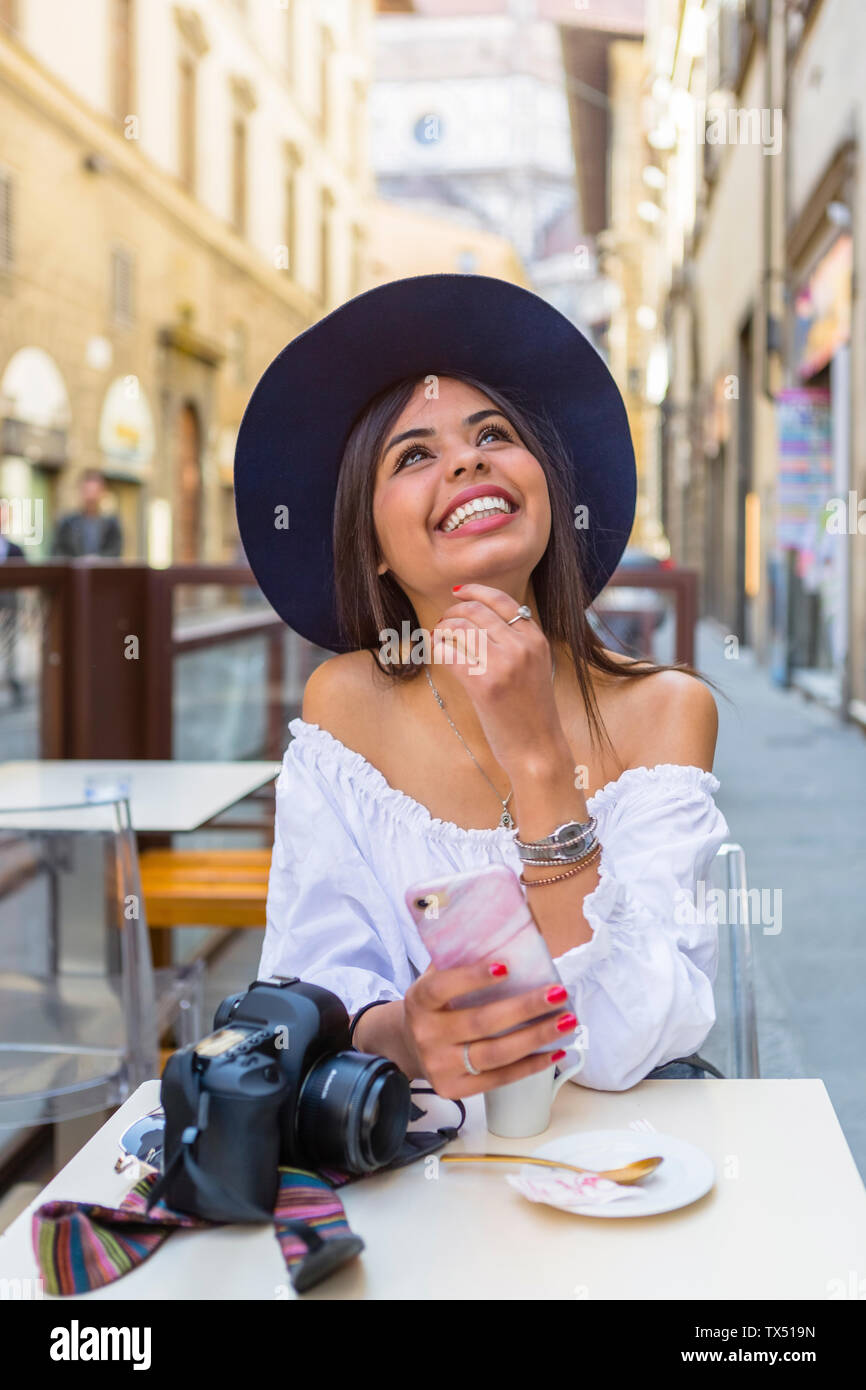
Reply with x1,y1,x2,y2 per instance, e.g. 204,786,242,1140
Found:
0,346,71,558
175,401,201,563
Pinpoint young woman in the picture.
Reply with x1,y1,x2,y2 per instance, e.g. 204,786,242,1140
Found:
234,274,729,1099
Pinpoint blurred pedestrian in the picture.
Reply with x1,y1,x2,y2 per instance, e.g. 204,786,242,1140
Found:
51,469,123,557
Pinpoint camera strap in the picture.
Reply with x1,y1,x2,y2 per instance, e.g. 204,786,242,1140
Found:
32,1082,471,1297
144,1078,280,1223
145,1088,278,1224
376,1086,466,1172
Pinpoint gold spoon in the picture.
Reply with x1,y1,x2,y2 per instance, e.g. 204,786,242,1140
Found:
440,1153,663,1185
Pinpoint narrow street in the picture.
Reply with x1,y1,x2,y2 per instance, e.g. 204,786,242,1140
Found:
698,621,866,1178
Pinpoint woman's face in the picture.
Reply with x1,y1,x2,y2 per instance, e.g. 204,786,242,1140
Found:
371,378,551,605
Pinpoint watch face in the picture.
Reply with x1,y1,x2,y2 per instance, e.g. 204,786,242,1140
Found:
554,821,586,842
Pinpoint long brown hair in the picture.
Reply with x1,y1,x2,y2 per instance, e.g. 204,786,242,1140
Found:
333,370,719,752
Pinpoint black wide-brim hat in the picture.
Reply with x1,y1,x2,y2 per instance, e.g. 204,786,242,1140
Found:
234,273,636,652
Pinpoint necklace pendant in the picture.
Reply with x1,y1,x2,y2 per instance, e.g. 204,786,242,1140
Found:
500,808,515,830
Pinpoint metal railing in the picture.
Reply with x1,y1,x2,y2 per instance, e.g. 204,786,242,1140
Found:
0,561,323,760
0,559,700,760
595,566,699,667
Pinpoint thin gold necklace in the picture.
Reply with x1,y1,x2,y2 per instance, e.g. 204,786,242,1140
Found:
424,652,556,831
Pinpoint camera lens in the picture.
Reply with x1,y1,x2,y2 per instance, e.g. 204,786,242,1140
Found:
295,1051,411,1173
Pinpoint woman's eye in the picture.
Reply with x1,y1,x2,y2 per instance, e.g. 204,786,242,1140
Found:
479,425,512,445
395,446,426,471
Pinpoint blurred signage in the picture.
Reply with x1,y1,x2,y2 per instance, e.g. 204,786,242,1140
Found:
1,416,67,464
775,387,832,551
99,377,155,474
794,233,852,380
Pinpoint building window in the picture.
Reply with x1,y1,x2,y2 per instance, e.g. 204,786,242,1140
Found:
351,223,364,298
178,54,197,190
352,78,367,174
231,115,247,234
0,0,19,36
228,75,256,237
0,170,13,271
284,0,295,84
320,25,334,139
284,142,301,275
111,246,135,326
110,0,135,125
228,323,246,386
320,187,334,308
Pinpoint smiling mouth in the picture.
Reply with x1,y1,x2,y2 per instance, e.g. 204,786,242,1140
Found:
438,495,518,533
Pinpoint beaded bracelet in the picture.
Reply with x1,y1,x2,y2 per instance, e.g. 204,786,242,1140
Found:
519,840,602,887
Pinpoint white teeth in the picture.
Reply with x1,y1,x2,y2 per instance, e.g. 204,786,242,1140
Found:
441,495,513,532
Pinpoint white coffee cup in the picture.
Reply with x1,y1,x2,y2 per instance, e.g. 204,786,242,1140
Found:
484,1042,586,1138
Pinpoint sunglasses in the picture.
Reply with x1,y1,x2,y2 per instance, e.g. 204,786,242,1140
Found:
114,1106,165,1179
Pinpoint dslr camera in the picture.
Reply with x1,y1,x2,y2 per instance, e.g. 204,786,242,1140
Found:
156,977,412,1223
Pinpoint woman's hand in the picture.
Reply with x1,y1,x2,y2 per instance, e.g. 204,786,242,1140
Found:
401,959,577,1099
431,583,570,778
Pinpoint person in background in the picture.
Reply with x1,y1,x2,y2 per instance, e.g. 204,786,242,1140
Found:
0,533,27,705
51,469,123,558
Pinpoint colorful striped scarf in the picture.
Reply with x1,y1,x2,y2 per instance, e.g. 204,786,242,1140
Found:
32,1164,362,1297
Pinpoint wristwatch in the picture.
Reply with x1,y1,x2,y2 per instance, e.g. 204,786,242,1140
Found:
513,816,598,864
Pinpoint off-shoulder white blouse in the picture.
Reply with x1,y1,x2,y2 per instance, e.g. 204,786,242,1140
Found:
259,717,730,1091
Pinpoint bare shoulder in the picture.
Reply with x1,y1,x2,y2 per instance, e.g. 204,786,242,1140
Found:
301,650,390,744
613,662,719,773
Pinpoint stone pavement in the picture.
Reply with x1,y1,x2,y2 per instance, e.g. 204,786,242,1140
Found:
697,620,866,1179
200,619,866,1180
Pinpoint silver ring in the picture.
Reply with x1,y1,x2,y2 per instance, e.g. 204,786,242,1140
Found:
463,1042,481,1076
507,604,532,626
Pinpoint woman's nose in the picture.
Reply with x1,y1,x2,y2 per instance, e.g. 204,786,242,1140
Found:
447,451,490,481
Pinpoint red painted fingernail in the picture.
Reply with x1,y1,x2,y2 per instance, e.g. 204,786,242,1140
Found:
452,584,463,591
545,985,568,1004
489,961,508,977
556,1012,577,1032
551,1049,567,1063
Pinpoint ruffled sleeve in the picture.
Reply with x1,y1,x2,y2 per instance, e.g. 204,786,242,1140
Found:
557,765,730,1091
259,731,416,1019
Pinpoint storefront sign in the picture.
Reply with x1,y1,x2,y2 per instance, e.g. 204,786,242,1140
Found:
794,233,852,380
776,387,833,551
98,377,155,474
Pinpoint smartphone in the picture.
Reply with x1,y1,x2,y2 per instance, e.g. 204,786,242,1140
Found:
404,863,573,1052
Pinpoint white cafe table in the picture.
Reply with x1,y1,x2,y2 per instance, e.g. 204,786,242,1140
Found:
1,1076,864,1300
0,760,280,832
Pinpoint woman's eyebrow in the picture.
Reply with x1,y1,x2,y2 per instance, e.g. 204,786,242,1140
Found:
383,408,507,458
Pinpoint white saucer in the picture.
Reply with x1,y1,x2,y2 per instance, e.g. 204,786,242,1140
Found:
524,1129,715,1217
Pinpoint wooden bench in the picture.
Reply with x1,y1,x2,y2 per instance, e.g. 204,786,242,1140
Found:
140,848,271,929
